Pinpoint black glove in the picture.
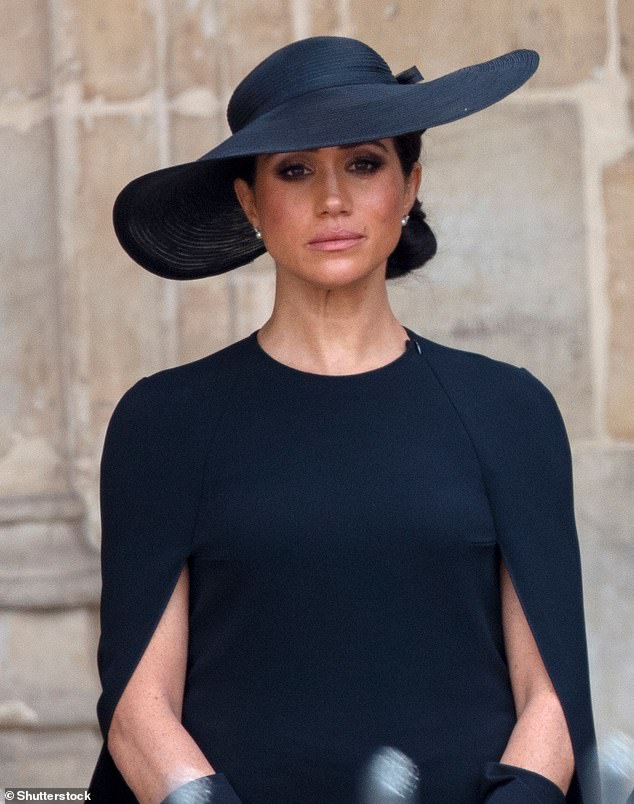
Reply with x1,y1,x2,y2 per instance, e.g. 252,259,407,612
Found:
160,772,243,804
479,760,566,803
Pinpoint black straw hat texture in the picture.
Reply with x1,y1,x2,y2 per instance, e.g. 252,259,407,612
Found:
113,35,539,280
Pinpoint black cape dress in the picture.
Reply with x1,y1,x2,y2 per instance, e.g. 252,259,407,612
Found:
87,326,602,803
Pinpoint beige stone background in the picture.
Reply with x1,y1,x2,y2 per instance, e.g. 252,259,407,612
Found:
0,0,633,791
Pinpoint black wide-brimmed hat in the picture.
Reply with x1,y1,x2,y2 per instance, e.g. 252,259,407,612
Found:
113,36,539,280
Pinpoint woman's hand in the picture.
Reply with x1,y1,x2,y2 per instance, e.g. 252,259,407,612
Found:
479,760,566,802
160,772,243,803
107,565,218,802
497,557,574,795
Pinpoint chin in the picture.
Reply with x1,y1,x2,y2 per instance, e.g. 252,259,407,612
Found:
292,253,389,286
304,264,380,288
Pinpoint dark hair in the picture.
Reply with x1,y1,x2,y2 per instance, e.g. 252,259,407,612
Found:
388,130,437,278
231,131,437,279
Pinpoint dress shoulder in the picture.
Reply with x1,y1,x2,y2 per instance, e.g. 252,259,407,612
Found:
416,332,557,407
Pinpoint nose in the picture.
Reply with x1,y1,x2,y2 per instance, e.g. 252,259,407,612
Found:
314,164,351,216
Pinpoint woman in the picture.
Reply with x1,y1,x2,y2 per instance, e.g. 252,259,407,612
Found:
87,36,602,803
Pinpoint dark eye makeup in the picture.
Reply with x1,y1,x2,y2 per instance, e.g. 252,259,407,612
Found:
275,155,384,180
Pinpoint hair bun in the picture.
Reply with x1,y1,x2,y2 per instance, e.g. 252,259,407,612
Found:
387,198,437,279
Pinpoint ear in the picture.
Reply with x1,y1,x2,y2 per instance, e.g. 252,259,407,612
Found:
404,161,422,213
233,177,258,228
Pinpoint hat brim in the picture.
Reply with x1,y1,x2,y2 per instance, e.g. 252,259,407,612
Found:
114,49,538,280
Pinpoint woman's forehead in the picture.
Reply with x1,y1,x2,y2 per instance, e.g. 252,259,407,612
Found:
259,139,392,161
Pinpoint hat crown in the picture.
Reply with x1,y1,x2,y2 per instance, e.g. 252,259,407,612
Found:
227,36,397,133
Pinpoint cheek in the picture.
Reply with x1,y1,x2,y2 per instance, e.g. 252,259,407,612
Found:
256,184,305,237
359,180,404,225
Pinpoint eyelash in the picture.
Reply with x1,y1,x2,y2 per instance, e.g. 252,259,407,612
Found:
276,156,384,180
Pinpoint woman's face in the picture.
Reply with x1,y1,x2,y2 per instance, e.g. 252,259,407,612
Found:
233,138,422,287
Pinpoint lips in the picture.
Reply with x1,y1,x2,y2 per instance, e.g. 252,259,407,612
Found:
307,230,366,251
308,229,364,244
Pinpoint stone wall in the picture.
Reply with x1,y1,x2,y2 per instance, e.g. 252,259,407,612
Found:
1,0,632,788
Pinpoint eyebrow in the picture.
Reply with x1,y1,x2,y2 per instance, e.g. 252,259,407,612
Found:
305,140,389,152
262,140,389,160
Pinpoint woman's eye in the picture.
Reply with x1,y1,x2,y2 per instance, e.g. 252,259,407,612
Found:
350,157,383,172
278,163,309,179
276,156,383,179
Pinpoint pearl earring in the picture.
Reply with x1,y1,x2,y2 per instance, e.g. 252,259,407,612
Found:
254,226,262,239
401,214,410,227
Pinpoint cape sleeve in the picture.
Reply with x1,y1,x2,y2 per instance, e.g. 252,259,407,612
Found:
421,342,603,804
473,365,602,804
94,374,207,743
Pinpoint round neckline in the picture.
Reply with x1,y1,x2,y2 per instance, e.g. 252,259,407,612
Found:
249,325,421,379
